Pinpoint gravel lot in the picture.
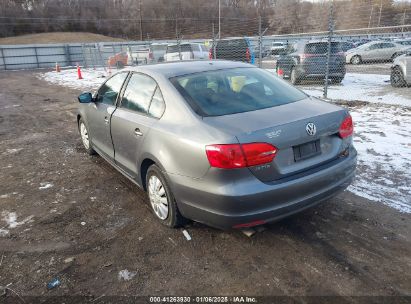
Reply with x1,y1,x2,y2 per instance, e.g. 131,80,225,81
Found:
0,70,410,301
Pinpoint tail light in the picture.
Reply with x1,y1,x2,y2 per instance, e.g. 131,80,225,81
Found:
209,49,213,60
149,51,154,60
246,48,251,62
339,115,354,138
206,143,278,169
190,51,194,60
300,53,315,61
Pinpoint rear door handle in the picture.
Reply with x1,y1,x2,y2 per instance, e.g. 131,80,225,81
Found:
134,128,143,136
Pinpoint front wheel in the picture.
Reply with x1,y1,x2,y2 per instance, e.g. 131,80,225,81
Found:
146,165,185,228
391,67,407,87
78,118,96,155
351,55,362,65
290,68,300,85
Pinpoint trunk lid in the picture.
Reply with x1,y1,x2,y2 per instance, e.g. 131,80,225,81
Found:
203,97,349,182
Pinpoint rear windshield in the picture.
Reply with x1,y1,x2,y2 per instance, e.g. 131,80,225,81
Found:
170,68,307,117
217,39,247,49
167,44,192,53
305,42,341,54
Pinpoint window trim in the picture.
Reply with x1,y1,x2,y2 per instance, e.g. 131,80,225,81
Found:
117,71,166,120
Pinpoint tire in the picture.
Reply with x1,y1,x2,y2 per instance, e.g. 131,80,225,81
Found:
146,164,185,228
350,55,362,65
78,118,96,155
332,77,344,84
290,67,300,85
391,67,407,88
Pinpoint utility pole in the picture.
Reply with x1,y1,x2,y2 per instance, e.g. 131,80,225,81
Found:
139,0,143,41
377,0,383,27
218,0,221,39
367,4,374,31
323,0,334,99
402,9,407,34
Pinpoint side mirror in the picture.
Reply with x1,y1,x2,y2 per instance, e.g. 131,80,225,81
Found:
78,92,93,103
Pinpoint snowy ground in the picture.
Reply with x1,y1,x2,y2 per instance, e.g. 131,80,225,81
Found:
302,73,411,107
38,68,411,213
349,105,411,213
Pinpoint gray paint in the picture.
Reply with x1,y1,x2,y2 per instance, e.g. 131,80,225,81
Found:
77,60,357,229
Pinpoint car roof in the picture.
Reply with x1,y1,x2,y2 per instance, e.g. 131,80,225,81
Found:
122,60,255,78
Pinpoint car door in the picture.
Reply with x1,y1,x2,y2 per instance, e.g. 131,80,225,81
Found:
87,72,128,159
364,43,381,61
380,43,396,61
110,72,166,178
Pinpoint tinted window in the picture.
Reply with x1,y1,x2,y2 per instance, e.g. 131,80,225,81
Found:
171,68,306,117
167,44,191,53
120,73,157,114
368,43,381,50
381,43,395,48
304,42,341,54
148,87,166,119
96,73,128,105
217,39,247,49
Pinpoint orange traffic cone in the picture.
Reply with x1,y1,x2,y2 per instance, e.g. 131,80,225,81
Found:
55,62,61,72
277,68,284,78
77,64,83,80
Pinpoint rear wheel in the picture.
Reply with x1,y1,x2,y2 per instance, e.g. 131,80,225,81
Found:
146,165,185,228
391,67,407,87
351,55,362,65
290,68,300,85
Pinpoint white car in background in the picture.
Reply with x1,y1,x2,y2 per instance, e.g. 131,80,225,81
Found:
270,41,288,54
164,43,208,61
345,41,407,64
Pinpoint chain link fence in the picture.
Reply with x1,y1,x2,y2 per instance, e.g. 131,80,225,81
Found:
1,3,411,93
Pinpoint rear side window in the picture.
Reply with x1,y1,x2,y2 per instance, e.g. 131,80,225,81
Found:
96,72,128,105
170,67,306,117
120,73,157,114
304,42,341,54
148,87,166,119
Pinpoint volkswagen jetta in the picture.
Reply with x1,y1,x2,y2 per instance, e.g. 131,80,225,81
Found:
77,60,356,229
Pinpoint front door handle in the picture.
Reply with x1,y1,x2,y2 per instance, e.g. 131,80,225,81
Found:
134,128,143,136
104,116,109,124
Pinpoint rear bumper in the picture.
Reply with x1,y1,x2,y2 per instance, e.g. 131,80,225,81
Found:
296,64,346,78
170,149,357,230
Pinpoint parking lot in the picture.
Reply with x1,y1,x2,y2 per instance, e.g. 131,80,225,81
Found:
0,69,410,300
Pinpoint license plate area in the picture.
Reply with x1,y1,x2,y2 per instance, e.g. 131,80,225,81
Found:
293,140,321,162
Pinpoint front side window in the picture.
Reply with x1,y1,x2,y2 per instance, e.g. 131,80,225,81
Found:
120,73,157,114
171,67,306,117
96,72,128,105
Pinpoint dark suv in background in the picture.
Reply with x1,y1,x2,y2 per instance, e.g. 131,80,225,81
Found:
209,38,255,64
276,41,346,84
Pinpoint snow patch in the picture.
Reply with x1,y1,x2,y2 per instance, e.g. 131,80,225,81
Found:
38,67,109,91
349,105,411,213
118,269,136,281
302,73,411,107
39,183,54,190
1,211,34,230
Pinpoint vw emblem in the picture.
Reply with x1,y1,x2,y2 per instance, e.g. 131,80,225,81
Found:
306,122,317,136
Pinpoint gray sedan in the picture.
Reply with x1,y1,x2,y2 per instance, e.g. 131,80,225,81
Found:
346,41,407,64
77,61,356,229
